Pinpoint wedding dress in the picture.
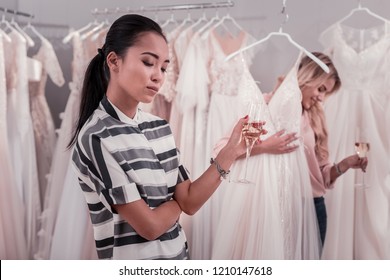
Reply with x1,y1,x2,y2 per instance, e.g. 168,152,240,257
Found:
212,52,321,259
320,21,390,259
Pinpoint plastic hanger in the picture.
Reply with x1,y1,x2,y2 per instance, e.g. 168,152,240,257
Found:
212,12,243,37
161,11,179,30
226,30,329,73
198,10,221,35
0,27,12,43
91,22,109,42
10,13,35,47
81,20,108,41
188,10,208,31
177,10,194,30
23,16,46,42
63,9,101,44
225,0,329,73
0,10,17,39
319,1,389,50
336,2,388,25
63,20,98,44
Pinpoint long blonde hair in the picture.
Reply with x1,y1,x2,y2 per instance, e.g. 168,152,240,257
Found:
297,52,341,161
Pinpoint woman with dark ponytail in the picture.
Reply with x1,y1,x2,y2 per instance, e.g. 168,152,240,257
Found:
70,14,251,260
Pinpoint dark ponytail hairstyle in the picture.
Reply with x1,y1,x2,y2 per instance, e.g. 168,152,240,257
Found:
68,14,166,148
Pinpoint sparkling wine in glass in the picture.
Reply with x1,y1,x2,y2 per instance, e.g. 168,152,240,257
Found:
235,102,263,185
354,142,370,188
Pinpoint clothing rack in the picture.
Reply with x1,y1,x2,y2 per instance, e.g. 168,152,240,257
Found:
19,21,70,30
91,1,235,15
0,7,34,18
1,7,69,30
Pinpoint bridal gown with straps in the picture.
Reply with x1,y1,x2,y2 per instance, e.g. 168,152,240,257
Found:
4,30,41,259
0,32,28,260
29,36,65,205
212,52,321,259
320,22,390,259
49,34,102,260
36,32,96,259
181,29,257,260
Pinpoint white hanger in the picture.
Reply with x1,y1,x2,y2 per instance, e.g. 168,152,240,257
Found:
0,28,12,43
177,9,194,30
225,0,329,73
81,20,108,41
10,13,35,47
212,12,243,37
336,1,388,25
63,9,101,44
23,16,46,42
161,11,178,29
0,11,17,38
198,10,221,34
188,10,208,31
63,21,98,44
91,22,109,42
1,10,31,45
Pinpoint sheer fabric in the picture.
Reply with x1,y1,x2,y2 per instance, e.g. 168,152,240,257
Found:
320,22,390,259
48,35,100,260
29,36,65,204
183,29,256,260
35,32,90,259
212,52,321,259
5,30,41,258
0,32,28,260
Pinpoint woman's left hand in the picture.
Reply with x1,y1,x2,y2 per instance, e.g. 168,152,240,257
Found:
225,116,266,159
344,154,368,172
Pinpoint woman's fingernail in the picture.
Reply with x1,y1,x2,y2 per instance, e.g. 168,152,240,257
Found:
244,115,249,119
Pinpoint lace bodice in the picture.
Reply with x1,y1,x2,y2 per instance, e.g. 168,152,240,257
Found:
320,22,390,93
209,31,256,97
238,52,302,137
159,26,182,102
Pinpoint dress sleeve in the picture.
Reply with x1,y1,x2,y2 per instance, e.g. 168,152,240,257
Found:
42,38,65,87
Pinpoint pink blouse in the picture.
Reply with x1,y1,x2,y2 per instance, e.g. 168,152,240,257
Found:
301,110,335,197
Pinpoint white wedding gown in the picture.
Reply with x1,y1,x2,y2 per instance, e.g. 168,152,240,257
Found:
0,31,28,260
4,30,41,259
212,52,321,259
320,21,390,259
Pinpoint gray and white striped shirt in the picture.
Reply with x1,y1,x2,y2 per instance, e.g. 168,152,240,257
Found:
72,96,190,259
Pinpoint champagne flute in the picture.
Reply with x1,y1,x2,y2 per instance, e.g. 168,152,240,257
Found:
235,102,264,185
354,141,370,188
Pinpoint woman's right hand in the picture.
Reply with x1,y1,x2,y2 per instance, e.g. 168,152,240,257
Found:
223,115,250,159
255,129,299,155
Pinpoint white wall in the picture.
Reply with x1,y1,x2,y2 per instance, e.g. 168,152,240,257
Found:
5,0,390,126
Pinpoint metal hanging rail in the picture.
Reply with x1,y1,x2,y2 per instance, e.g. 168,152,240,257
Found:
145,1,234,11
0,7,34,18
91,1,234,15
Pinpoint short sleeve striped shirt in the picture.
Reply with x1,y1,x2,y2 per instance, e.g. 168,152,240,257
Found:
72,96,190,259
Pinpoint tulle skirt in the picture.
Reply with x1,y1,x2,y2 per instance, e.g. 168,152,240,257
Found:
212,147,321,259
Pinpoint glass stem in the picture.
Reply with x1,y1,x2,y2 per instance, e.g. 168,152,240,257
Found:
243,142,255,180
243,147,250,180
